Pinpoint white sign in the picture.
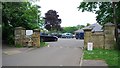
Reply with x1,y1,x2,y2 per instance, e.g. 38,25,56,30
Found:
26,30,33,35
87,42,93,51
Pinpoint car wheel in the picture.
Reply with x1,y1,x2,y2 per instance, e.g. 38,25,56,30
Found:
55,38,58,41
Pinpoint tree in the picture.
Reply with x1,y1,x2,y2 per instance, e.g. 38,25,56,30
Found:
62,26,78,34
2,2,43,45
78,2,120,25
43,10,62,31
86,23,91,26
78,1,120,49
76,25,85,29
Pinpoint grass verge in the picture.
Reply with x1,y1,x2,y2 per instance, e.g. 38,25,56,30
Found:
40,41,48,47
83,49,119,68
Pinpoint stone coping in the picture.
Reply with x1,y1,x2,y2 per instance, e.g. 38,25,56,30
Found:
81,60,108,66
104,22,115,26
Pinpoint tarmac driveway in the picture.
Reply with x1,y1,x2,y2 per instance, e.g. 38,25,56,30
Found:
47,38,84,48
2,38,84,66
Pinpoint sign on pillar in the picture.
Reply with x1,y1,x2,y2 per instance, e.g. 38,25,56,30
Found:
87,42,93,51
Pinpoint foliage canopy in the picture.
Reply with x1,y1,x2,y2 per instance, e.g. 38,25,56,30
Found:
78,2,120,25
43,10,62,31
2,2,43,44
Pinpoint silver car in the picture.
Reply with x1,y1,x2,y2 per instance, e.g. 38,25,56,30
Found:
61,33,74,38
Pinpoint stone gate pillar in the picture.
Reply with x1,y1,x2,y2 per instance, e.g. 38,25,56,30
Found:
32,29,40,47
104,23,115,49
83,28,92,49
15,27,25,46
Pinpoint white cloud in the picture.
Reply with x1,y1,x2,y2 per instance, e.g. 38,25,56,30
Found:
37,0,97,27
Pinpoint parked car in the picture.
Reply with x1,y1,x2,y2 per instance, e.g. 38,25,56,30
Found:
75,32,84,39
51,33,62,38
40,33,58,42
61,33,74,38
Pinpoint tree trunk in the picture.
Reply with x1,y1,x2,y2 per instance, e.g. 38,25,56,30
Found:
113,2,119,49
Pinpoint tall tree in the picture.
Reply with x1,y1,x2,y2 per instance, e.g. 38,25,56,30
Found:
76,25,85,29
78,1,120,49
86,23,91,26
43,10,62,31
78,2,120,25
2,2,42,44
62,26,78,34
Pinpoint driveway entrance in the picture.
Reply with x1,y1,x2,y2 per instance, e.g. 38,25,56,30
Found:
3,38,84,66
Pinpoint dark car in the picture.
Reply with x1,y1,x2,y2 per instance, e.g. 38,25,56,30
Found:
75,32,84,39
40,33,58,42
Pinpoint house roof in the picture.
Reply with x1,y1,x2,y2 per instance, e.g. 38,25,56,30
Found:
75,23,103,33
74,29,84,33
88,23,103,32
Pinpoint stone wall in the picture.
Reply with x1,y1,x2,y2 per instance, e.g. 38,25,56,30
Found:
15,27,40,47
83,28,92,49
32,29,40,47
83,23,116,50
15,27,25,46
92,31,104,49
104,23,115,49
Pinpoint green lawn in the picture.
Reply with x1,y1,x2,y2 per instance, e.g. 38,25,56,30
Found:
83,49,119,68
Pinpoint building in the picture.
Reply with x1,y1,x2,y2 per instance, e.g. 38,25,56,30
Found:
74,23,103,39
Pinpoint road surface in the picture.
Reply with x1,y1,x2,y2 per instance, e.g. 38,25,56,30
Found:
3,38,84,66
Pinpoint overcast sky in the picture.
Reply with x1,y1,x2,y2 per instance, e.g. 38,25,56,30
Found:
35,0,97,27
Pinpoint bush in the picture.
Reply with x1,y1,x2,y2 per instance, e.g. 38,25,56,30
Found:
8,35,14,46
15,43,23,48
